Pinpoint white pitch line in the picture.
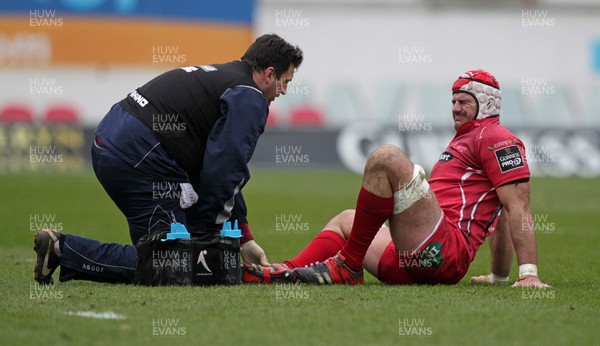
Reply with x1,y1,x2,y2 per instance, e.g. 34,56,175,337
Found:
67,310,126,320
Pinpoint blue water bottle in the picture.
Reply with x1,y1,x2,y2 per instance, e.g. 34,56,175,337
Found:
219,220,242,285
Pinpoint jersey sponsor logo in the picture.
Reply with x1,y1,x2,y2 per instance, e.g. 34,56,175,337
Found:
494,145,525,173
455,145,467,152
438,151,453,162
420,242,443,268
490,138,516,150
129,90,148,107
399,242,444,269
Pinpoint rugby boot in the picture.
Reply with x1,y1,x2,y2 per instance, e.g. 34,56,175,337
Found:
293,252,363,285
243,263,297,284
33,229,61,285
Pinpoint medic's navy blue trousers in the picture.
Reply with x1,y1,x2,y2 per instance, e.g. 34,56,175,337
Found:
58,104,189,283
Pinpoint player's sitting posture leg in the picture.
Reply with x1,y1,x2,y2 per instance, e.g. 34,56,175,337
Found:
291,144,461,285
243,144,449,285
243,209,353,283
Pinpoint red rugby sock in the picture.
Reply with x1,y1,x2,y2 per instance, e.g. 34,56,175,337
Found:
283,230,345,269
340,187,394,271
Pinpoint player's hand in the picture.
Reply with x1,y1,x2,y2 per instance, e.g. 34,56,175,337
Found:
179,183,198,209
511,275,551,288
241,240,270,266
470,274,509,285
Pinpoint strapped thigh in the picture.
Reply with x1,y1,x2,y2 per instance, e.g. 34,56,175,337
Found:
392,164,430,214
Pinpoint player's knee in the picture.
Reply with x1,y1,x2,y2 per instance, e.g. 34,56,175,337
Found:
337,209,355,239
365,144,413,180
324,209,355,240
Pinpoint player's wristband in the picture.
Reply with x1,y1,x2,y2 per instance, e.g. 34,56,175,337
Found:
490,273,509,284
240,222,254,245
518,264,538,278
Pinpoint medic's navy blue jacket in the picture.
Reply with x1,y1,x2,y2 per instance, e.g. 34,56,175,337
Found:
95,60,268,230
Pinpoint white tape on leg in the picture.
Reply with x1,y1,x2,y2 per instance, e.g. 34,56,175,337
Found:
393,164,429,214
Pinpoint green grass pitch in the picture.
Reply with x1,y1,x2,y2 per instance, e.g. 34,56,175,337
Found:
1,170,599,345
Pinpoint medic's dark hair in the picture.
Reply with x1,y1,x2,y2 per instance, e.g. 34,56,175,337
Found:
241,34,303,78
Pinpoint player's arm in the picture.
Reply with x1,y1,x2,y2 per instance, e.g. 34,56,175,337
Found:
470,209,514,284
489,209,514,279
496,182,551,288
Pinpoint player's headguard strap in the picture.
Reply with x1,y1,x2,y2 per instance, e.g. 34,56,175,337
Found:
452,69,501,119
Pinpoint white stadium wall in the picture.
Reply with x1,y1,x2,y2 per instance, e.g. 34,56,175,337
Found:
255,2,600,128
254,1,600,177
1,0,599,176
0,67,165,127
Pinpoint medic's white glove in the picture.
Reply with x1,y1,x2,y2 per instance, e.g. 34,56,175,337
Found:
179,183,198,209
241,240,270,266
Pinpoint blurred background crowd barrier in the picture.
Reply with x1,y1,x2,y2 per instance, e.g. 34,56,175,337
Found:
1,0,599,176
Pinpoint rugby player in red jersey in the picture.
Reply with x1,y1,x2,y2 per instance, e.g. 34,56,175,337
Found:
245,70,550,288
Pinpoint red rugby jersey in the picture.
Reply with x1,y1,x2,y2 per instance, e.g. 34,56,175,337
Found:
428,117,530,261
